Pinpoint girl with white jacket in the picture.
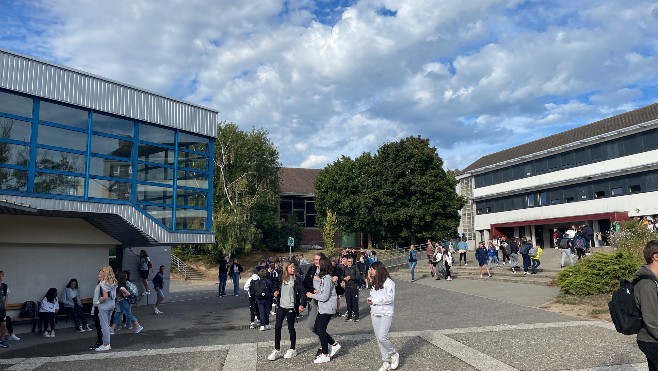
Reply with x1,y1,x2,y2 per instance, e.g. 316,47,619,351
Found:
244,269,260,328
39,288,59,338
368,261,399,371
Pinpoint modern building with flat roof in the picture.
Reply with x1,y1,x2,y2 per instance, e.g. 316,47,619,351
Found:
0,49,216,308
457,103,658,249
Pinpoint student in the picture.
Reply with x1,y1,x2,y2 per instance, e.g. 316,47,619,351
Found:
306,256,341,364
152,265,166,315
426,240,435,277
110,271,144,335
530,246,543,274
368,261,399,371
634,240,658,370
131,249,152,295
342,257,362,321
519,237,533,275
457,238,468,266
94,266,117,352
268,261,306,361
61,278,92,333
407,245,418,282
2,317,20,342
0,272,9,348
39,288,59,338
251,269,273,331
229,259,244,296
244,268,260,329
475,242,491,278
442,245,453,281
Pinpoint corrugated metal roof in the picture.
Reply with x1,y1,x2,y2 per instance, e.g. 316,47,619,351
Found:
0,195,214,245
0,49,218,137
279,167,320,195
462,103,658,174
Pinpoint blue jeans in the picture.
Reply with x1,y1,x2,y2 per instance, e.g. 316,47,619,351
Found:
219,273,227,295
232,272,240,295
488,255,499,268
522,254,531,273
113,300,137,326
409,261,417,280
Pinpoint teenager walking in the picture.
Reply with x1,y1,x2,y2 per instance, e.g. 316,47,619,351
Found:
268,261,306,361
368,261,400,371
306,255,341,364
475,242,491,278
94,266,117,351
408,245,418,282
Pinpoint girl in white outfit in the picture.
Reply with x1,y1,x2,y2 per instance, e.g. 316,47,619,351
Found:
368,261,400,371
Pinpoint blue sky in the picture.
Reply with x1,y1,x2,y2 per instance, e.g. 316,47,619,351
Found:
2,0,658,170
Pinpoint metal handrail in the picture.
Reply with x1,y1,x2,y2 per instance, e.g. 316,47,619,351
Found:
171,253,189,280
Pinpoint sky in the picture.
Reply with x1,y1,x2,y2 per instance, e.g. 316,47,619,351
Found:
2,0,658,170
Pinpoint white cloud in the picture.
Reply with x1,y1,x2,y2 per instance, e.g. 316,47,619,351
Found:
3,0,658,171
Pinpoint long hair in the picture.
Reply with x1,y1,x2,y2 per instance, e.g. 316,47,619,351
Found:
44,288,58,303
318,256,332,278
140,250,148,258
370,261,391,290
99,266,117,286
66,278,78,289
282,261,296,282
118,271,129,286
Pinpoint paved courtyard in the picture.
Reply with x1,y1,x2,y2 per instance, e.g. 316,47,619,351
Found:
0,271,648,370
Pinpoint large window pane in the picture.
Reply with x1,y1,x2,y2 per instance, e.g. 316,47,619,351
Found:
643,129,658,152
34,172,84,196
574,147,590,166
178,132,209,153
139,124,174,146
176,209,207,230
140,205,173,228
35,148,86,174
178,151,208,171
177,189,207,207
177,170,208,189
88,178,131,200
138,164,174,185
38,125,87,151
606,141,620,159
560,151,574,169
92,113,133,137
0,117,31,142
90,157,131,179
0,90,32,118
0,168,27,191
0,142,29,166
138,144,175,165
91,134,133,158
136,184,174,204
39,101,88,129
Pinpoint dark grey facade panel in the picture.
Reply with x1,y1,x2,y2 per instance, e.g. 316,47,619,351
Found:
0,49,217,137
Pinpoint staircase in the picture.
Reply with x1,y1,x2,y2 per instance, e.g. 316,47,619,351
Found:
171,254,206,281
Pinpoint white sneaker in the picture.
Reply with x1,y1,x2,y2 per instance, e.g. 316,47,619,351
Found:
330,342,341,357
50,330,55,338
42,331,51,338
95,344,111,351
283,349,296,359
85,324,93,332
8,334,20,341
259,325,265,331
390,352,400,369
314,354,331,364
154,308,163,315
267,349,282,361
378,362,391,371
134,325,144,334
265,324,272,330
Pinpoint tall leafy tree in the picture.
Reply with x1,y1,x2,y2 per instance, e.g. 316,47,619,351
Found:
213,122,281,256
371,136,466,244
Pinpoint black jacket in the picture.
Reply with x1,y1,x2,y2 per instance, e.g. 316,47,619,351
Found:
342,266,361,288
274,275,307,309
229,263,243,275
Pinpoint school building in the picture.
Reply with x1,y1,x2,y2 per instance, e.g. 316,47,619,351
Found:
457,103,658,249
0,49,216,310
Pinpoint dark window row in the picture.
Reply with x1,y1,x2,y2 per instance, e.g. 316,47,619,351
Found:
280,196,316,228
475,169,658,214
474,129,658,188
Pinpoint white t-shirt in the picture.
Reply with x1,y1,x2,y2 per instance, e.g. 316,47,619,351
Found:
565,230,576,239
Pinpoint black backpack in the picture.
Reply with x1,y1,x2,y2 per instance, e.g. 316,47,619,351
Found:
19,300,38,318
253,279,271,300
609,275,658,335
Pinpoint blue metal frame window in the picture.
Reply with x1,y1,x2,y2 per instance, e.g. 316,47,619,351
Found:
0,88,213,233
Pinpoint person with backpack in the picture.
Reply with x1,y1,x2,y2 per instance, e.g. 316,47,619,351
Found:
407,245,418,282
152,265,166,315
251,269,273,331
130,249,152,296
509,237,520,273
560,233,574,268
244,268,261,329
267,261,306,361
61,278,92,333
306,255,341,364
92,266,117,351
530,246,543,274
574,231,587,261
633,240,658,370
519,237,533,276
110,271,144,335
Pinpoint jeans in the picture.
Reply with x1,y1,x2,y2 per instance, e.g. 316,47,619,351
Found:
522,254,531,273
488,255,499,268
372,315,396,362
64,304,88,328
509,253,519,268
531,259,540,273
219,273,228,296
113,300,137,326
344,286,359,318
561,248,574,267
409,261,417,280
459,251,467,264
314,313,335,355
274,306,297,350
232,273,240,295
257,299,270,325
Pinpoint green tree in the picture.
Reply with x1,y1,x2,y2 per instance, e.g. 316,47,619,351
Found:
371,136,466,244
321,209,338,258
213,122,282,256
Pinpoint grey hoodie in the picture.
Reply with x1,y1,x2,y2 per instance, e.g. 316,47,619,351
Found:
633,265,658,343
98,282,117,311
310,275,337,315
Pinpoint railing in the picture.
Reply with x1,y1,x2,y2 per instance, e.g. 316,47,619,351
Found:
171,253,189,280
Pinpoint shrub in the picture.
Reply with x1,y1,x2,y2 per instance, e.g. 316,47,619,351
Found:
610,220,657,265
557,251,639,296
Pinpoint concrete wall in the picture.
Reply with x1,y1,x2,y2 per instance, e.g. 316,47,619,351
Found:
0,215,118,316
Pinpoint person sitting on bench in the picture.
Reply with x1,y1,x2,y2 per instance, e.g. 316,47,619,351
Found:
61,279,92,333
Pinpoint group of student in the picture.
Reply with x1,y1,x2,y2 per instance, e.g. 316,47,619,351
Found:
242,252,400,371
409,241,454,282
0,249,167,352
473,236,543,276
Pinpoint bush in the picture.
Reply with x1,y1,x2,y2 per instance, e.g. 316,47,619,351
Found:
610,220,657,265
557,251,640,296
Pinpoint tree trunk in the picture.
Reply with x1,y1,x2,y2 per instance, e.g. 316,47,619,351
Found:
367,233,372,249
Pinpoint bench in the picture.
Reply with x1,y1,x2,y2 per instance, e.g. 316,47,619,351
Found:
7,298,93,332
